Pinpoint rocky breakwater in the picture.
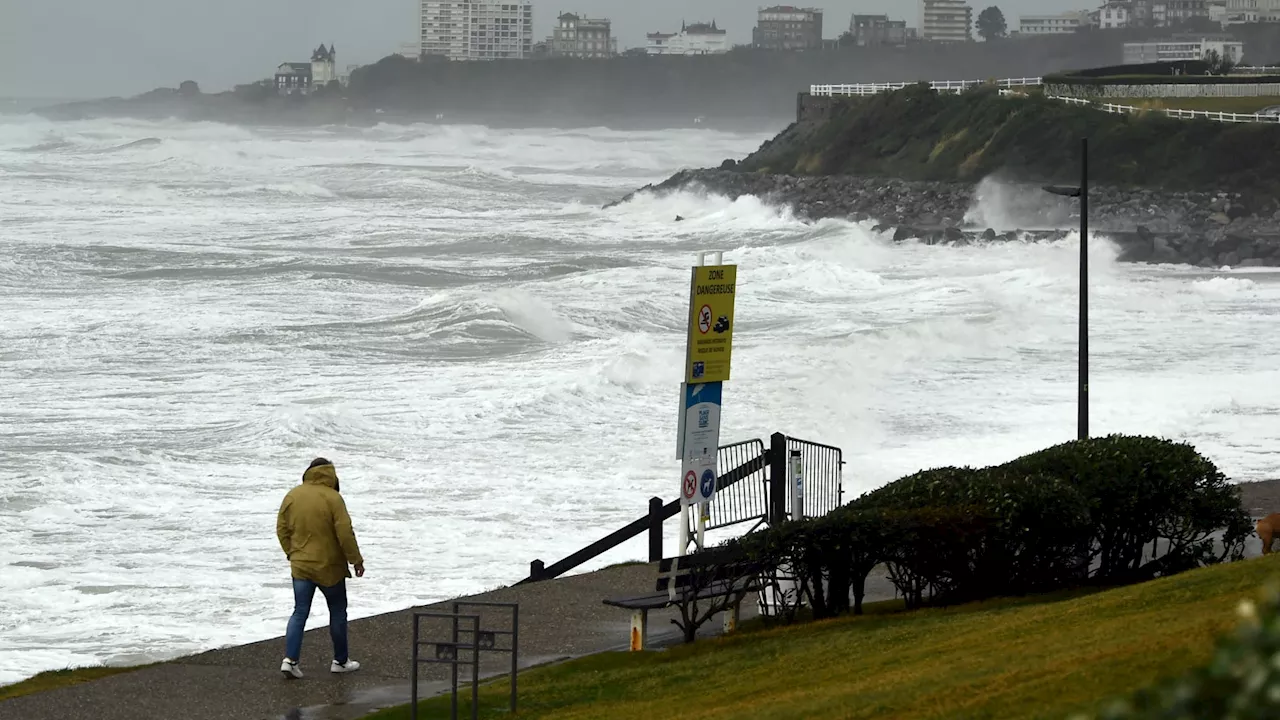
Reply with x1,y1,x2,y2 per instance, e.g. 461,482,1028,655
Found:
610,169,1280,268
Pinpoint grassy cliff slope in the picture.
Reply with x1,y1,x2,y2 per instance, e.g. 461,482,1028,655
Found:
742,85,1280,199
368,554,1280,720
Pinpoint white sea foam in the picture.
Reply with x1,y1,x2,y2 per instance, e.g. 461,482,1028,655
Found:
2,114,1280,686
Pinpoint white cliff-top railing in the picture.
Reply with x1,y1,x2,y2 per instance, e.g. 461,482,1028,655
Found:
998,88,1280,124
810,76,1043,96
1232,65,1280,74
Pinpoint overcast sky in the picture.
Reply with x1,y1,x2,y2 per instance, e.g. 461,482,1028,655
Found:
0,0,1087,99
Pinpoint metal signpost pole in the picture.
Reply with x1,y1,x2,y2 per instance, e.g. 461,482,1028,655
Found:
410,616,420,720
451,613,459,720
1079,136,1089,441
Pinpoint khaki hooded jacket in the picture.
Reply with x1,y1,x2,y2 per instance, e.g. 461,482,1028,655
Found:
276,462,364,587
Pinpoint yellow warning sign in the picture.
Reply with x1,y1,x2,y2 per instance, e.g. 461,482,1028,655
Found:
685,264,737,384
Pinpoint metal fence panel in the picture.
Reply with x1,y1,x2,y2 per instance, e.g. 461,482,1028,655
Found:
785,436,843,519
708,439,768,531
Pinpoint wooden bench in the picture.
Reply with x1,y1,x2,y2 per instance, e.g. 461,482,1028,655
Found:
603,546,763,651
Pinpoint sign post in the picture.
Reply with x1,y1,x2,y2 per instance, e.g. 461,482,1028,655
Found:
677,253,737,556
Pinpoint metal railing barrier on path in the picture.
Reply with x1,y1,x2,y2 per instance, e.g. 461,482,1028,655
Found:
520,432,844,584
410,602,520,720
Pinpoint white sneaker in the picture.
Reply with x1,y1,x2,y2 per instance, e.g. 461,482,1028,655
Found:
331,659,361,674
280,658,303,679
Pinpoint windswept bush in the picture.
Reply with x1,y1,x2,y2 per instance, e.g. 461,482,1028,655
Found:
740,435,1247,625
859,466,1093,601
1002,435,1251,585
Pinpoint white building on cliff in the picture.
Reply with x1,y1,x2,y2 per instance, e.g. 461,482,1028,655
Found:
312,44,337,88
646,20,730,55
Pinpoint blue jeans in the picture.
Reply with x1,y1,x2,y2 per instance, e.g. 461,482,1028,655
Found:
285,578,348,664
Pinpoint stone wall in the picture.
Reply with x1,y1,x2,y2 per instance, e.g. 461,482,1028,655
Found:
795,92,848,123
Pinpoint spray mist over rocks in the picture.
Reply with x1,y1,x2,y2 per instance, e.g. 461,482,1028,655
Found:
620,169,1280,268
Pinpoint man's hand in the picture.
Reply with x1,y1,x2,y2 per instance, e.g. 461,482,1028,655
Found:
354,563,365,578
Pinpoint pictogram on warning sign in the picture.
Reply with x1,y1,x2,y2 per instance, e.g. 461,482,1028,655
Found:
682,470,697,499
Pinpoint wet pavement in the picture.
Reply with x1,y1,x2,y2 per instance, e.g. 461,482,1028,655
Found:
0,562,830,720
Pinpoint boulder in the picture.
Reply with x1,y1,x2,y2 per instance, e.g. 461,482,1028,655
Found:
1152,235,1178,264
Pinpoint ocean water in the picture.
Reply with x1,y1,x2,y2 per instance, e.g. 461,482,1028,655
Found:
3,115,1280,686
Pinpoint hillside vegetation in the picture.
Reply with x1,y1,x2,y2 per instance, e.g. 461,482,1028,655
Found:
368,555,1280,720
740,84,1280,198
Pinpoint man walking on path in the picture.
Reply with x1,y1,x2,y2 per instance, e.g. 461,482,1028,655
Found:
276,457,366,679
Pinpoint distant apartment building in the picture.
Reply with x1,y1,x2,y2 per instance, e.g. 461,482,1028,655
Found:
1088,0,1224,27
1096,1,1132,27
1122,36,1244,62
1152,0,1211,25
754,6,825,50
1209,1,1229,23
420,0,534,61
647,20,730,55
921,0,973,41
1223,0,1280,23
1018,10,1090,34
550,13,617,57
849,14,910,45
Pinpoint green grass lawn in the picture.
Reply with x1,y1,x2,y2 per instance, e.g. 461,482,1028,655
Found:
0,664,153,702
367,554,1280,720
1106,96,1280,114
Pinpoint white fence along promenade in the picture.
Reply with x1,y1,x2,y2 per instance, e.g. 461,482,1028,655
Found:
998,88,1280,124
814,75,1280,124
809,77,1043,97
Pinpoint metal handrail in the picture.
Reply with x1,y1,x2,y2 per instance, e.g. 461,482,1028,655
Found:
519,440,771,584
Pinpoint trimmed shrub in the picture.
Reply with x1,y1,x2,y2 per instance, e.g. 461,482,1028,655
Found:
857,466,1093,601
738,435,1245,625
1001,435,1251,585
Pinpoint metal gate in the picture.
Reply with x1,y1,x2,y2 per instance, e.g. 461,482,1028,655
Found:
782,435,844,520
707,439,769,533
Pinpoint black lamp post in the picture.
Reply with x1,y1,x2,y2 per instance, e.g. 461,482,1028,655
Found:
1042,137,1089,441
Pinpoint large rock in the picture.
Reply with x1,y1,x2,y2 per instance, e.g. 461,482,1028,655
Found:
605,169,1280,268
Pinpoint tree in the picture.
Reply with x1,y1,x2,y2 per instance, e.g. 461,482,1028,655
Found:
1203,49,1237,75
976,6,1007,41
178,80,200,96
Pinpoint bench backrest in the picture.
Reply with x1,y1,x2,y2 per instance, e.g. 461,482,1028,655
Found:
655,547,760,594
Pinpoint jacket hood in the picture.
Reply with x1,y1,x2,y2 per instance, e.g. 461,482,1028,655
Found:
303,463,339,491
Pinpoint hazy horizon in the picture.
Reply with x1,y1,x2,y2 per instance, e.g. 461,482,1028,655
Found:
1,0,1089,99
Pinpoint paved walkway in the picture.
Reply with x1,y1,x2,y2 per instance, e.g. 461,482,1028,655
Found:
0,562,901,720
